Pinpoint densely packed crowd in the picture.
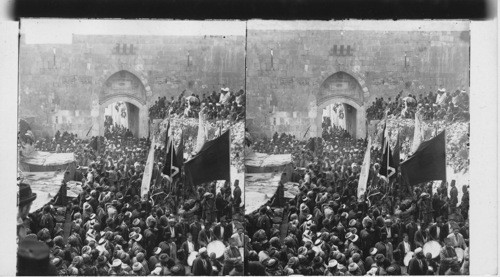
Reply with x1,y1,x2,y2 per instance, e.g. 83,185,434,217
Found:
149,88,245,122
19,120,245,275
34,130,81,153
366,89,469,122
247,127,469,276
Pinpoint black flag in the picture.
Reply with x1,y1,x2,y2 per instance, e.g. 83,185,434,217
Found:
89,137,98,151
184,130,230,187
401,130,446,186
176,130,184,168
163,142,178,177
305,138,316,152
393,131,401,171
380,120,387,150
380,140,396,179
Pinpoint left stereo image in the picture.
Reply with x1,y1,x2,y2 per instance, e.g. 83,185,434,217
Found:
16,19,246,276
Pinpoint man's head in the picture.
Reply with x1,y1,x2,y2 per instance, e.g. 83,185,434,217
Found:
18,183,37,220
229,237,238,247
199,247,208,258
444,237,453,247
403,233,409,242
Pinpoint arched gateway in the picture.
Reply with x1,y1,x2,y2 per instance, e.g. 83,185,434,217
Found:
98,70,148,138
314,71,367,139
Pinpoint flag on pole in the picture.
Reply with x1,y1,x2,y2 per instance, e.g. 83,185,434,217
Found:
141,144,156,199
161,120,180,178
380,120,387,150
401,130,447,186
380,140,396,179
184,130,230,187
164,121,171,149
89,137,98,151
196,109,207,153
357,138,372,198
163,141,179,177
176,130,184,168
305,138,316,153
411,112,423,154
393,131,400,171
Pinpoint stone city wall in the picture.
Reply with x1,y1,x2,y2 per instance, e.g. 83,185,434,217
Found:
246,29,470,138
18,34,245,138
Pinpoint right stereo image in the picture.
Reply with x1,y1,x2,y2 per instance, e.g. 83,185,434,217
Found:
244,20,470,276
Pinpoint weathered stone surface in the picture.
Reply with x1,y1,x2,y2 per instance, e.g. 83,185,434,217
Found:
19,34,245,138
246,30,469,139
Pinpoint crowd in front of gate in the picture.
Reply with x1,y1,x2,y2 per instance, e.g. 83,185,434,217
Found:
149,87,245,122
246,127,469,276
18,117,245,275
366,89,469,122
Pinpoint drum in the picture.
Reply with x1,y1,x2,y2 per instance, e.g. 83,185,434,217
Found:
404,252,414,266
187,251,198,267
423,240,441,259
455,248,464,263
258,250,270,263
207,240,225,259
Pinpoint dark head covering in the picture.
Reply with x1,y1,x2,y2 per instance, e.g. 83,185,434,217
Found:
18,183,37,206
17,239,56,276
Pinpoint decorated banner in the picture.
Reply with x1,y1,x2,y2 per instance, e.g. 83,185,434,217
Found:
411,112,423,154
195,108,208,153
140,143,156,199
357,137,372,199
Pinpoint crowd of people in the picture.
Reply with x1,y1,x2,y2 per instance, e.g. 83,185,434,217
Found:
247,126,469,275
32,130,81,153
149,88,245,122
18,119,245,275
366,89,469,122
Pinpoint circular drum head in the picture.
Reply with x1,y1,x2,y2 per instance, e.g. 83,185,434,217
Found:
187,251,198,267
423,240,441,259
207,240,225,259
404,252,414,266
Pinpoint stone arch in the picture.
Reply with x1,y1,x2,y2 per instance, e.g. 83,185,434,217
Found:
100,67,152,97
312,71,367,139
320,69,370,99
96,70,149,138
99,70,147,105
